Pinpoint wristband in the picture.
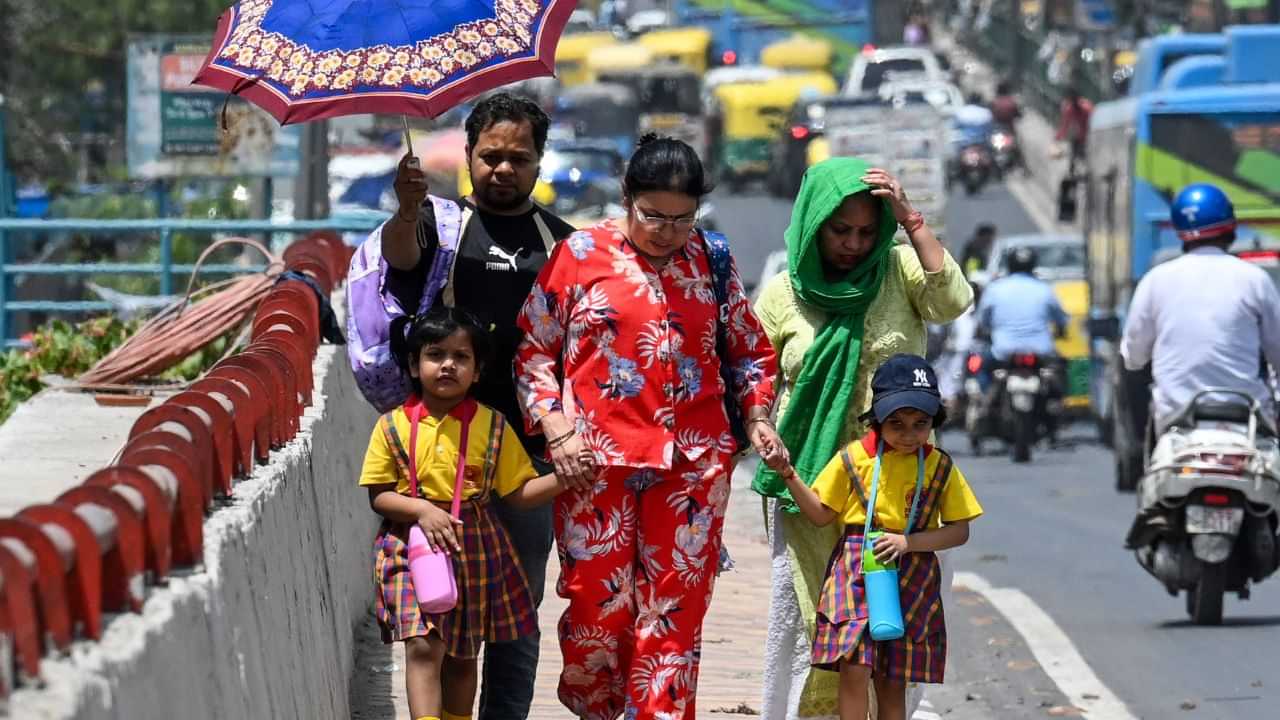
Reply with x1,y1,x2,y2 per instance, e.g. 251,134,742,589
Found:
900,211,926,235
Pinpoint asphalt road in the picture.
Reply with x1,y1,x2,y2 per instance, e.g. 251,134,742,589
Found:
716,179,1280,719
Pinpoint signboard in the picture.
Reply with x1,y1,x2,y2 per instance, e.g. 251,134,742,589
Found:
127,35,300,179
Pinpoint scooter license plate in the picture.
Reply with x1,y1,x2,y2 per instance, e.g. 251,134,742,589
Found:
1005,374,1041,394
1185,505,1243,534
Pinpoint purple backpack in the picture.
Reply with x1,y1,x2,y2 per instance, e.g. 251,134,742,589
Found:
345,196,466,412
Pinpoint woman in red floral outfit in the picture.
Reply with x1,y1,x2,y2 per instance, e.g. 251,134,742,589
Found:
515,135,783,720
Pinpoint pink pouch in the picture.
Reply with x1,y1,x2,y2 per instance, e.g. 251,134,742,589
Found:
403,397,476,614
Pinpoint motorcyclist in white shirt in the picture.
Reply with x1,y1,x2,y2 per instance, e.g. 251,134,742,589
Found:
1120,183,1280,438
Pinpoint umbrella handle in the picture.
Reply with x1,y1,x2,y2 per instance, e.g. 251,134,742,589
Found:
402,115,418,166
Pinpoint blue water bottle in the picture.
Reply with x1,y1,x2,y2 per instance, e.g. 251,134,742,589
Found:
863,530,906,641
861,444,925,642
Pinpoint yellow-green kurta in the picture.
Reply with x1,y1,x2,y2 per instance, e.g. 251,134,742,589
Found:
754,242,971,717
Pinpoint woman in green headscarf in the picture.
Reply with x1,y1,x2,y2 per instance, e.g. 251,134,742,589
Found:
753,157,972,719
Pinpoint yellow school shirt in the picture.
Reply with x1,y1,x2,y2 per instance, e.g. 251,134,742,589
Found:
358,403,536,500
811,436,983,531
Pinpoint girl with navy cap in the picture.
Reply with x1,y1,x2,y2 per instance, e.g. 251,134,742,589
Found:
765,354,983,720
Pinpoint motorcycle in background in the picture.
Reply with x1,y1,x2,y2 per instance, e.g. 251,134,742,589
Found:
989,124,1021,177
964,351,1059,462
1125,389,1280,625
956,142,994,196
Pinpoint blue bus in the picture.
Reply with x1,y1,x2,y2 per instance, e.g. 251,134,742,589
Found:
1084,25,1280,490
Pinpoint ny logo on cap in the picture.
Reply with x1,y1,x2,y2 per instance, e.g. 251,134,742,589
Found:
913,368,931,387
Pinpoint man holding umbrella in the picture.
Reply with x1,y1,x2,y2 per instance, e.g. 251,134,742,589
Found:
383,92,576,719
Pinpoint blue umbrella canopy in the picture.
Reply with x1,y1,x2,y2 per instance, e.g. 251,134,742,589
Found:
194,0,577,124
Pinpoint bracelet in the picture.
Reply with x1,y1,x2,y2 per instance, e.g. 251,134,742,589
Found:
899,210,926,234
397,208,419,224
746,416,773,428
546,428,575,448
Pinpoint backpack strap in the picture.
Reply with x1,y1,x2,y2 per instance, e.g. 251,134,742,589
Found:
701,229,749,453
381,410,414,493
840,446,868,510
425,196,471,311
532,212,557,253
911,448,954,533
702,229,733,325
480,409,505,493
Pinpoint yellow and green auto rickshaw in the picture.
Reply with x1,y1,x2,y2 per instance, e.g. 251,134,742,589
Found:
711,81,800,191
766,70,838,100
760,34,834,75
598,63,706,162
585,42,654,83
556,32,618,88
1052,278,1091,414
637,26,713,74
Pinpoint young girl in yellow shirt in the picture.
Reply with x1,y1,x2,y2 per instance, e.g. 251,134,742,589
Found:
767,354,983,720
358,308,564,720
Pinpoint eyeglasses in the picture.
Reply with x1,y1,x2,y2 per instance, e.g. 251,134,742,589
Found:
632,204,698,232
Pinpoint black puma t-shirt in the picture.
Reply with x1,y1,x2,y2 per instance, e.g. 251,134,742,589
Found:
385,198,575,469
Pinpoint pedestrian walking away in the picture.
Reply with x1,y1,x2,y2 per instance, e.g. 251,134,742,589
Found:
376,92,578,719
752,157,972,719
359,308,569,720
770,354,983,720
514,134,783,719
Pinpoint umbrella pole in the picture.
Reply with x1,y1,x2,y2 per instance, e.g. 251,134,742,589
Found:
401,115,426,249
402,115,416,160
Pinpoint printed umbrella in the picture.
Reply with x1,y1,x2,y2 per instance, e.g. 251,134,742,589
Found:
193,0,577,124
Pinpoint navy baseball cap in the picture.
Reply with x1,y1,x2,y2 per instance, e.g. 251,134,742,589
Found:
868,354,942,423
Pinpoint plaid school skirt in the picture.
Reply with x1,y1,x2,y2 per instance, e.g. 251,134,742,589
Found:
372,499,537,658
811,528,947,683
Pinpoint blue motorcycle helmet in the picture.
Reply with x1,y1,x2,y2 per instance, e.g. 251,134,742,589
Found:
1171,183,1237,243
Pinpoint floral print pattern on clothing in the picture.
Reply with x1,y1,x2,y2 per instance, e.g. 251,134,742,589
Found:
553,457,731,720
215,0,542,98
515,223,778,469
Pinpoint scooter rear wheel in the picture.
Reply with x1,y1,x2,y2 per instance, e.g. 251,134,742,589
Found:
1189,561,1226,626
1011,409,1034,463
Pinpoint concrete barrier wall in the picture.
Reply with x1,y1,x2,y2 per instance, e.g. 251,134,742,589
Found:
10,347,379,719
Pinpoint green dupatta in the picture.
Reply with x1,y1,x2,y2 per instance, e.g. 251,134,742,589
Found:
752,157,898,510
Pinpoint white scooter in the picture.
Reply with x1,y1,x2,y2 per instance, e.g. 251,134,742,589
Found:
1125,389,1280,625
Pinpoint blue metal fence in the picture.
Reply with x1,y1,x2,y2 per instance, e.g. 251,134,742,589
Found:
0,216,387,347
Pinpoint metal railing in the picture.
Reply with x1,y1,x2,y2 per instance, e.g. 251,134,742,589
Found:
958,13,1109,119
0,216,387,347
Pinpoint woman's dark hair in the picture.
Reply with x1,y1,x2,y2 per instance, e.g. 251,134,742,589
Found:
623,133,714,199
389,307,493,395
465,92,550,155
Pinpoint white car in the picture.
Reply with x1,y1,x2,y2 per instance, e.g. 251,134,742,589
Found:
877,79,964,116
626,10,669,37
843,46,946,96
565,9,597,34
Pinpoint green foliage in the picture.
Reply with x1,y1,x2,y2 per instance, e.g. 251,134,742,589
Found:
0,314,233,425
1,1,233,182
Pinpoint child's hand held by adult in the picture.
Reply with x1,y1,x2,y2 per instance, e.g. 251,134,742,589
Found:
417,502,464,554
547,426,596,492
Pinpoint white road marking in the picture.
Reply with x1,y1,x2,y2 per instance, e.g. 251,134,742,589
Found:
912,697,943,720
1004,173,1061,234
955,572,1137,720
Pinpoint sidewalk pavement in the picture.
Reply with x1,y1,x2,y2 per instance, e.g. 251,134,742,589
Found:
933,30,1081,235
349,460,774,719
